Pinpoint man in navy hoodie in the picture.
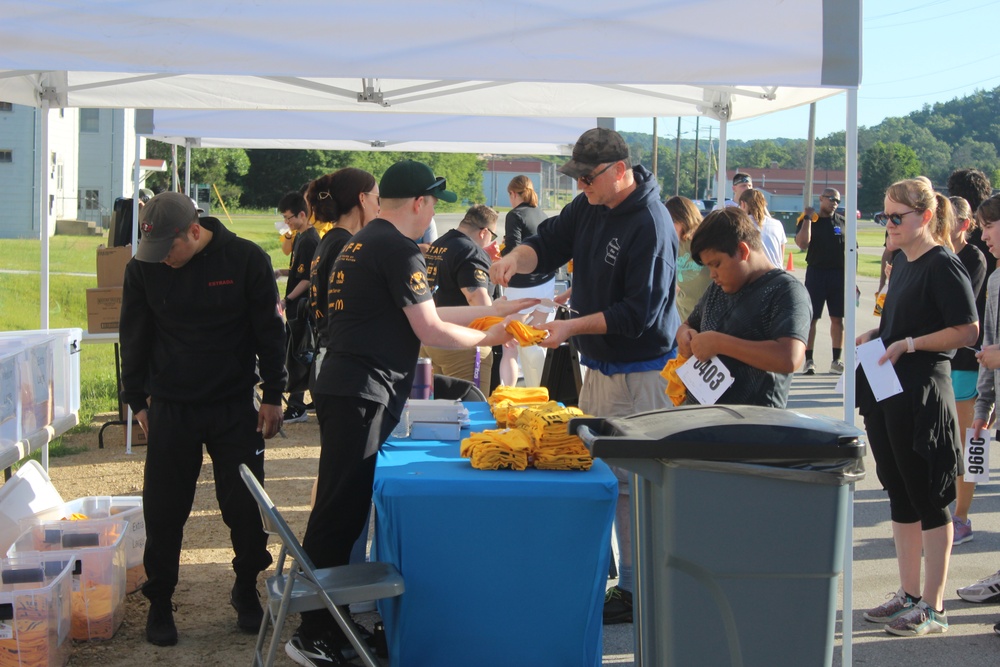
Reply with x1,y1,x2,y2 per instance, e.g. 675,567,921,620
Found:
491,127,679,625
119,192,286,647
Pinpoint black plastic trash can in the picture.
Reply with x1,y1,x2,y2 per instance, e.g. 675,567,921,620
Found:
572,404,865,667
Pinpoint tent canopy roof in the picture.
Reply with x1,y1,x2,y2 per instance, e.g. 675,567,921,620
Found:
0,0,859,119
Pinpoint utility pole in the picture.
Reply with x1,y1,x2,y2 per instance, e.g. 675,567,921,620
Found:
804,102,817,210
693,117,700,199
652,117,658,179
674,117,682,197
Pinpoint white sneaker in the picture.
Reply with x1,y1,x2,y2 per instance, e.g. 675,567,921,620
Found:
957,569,1000,603
829,360,845,375
803,359,816,375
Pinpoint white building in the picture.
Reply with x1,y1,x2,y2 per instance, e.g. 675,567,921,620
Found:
0,103,143,239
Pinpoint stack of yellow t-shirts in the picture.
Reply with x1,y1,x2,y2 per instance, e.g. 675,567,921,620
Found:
514,403,594,471
467,316,548,346
488,386,549,426
460,428,533,470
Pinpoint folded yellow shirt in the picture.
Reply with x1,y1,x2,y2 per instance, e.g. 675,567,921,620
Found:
467,317,548,346
660,355,688,406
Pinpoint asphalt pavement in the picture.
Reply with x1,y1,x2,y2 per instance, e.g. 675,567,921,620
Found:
599,267,1000,666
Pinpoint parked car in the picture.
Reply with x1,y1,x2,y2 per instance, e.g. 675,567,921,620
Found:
836,206,861,220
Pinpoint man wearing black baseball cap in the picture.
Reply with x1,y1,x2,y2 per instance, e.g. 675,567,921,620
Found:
119,191,286,645
491,127,680,626
289,159,534,664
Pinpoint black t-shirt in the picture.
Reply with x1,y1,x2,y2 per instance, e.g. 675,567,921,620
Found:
879,246,977,363
502,204,556,289
309,226,353,347
313,219,433,418
687,268,812,408
953,242,987,371
286,227,319,304
425,228,492,308
796,213,846,269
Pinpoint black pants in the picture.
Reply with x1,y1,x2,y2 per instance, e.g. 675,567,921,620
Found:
299,394,395,636
141,398,273,601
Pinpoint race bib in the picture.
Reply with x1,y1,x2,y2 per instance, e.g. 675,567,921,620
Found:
676,355,735,405
964,428,991,484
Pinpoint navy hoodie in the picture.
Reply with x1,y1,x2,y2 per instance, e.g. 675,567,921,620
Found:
524,165,679,370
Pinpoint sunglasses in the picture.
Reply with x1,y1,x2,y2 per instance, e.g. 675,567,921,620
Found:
873,209,919,226
424,177,447,195
579,162,616,186
486,227,498,241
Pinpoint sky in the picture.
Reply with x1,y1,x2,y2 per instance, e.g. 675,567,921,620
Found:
617,0,1000,143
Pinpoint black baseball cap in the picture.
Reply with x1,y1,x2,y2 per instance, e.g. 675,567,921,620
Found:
380,160,457,203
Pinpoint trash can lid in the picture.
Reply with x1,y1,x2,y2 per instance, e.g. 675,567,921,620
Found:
571,404,865,462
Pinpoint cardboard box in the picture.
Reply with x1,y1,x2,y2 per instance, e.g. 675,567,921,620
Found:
86,287,123,334
122,422,147,447
96,245,131,288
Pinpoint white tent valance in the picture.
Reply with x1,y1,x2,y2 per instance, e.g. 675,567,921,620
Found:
139,110,591,154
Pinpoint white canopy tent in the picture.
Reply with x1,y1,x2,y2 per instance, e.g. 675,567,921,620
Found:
0,2,862,660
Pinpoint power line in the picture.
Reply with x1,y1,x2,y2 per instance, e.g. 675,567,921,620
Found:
865,51,1000,86
866,0,949,20
866,0,1000,29
860,75,1000,100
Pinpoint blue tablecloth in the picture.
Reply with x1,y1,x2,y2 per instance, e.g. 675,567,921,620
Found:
373,402,617,667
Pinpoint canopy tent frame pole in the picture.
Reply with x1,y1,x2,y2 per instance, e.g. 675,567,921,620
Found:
39,96,50,330
841,86,859,667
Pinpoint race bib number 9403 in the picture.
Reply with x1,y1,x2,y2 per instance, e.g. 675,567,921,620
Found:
676,355,735,405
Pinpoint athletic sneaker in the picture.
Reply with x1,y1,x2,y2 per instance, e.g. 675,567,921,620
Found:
603,586,633,624
885,600,948,636
803,359,816,375
952,516,974,546
283,408,308,424
957,569,1000,603
864,589,918,623
285,631,352,666
829,359,845,375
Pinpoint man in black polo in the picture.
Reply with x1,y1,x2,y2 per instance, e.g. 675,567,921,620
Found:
420,204,499,389
794,187,846,375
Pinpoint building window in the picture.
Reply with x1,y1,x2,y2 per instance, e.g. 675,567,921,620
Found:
0,102,12,112
56,164,64,190
82,189,100,210
80,108,100,133
0,150,11,163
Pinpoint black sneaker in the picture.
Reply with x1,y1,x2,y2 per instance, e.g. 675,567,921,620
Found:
603,585,633,624
146,598,178,646
285,630,353,666
283,408,308,424
230,581,264,633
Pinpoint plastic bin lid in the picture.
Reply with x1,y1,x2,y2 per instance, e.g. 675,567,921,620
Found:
0,460,65,554
571,404,865,462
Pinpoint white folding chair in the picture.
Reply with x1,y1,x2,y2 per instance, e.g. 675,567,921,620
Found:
239,464,404,667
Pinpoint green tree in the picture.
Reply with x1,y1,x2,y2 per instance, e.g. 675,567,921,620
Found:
240,149,339,209
146,142,251,207
860,117,951,184
859,142,922,212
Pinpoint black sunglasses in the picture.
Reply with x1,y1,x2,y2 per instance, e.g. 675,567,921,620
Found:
874,209,919,226
424,177,446,195
579,163,616,186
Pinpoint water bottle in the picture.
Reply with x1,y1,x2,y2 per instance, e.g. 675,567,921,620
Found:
411,357,433,400
390,403,410,439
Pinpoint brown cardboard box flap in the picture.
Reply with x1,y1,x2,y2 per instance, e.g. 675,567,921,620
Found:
96,245,132,288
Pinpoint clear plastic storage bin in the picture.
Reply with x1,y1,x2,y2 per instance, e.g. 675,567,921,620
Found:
0,553,74,667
